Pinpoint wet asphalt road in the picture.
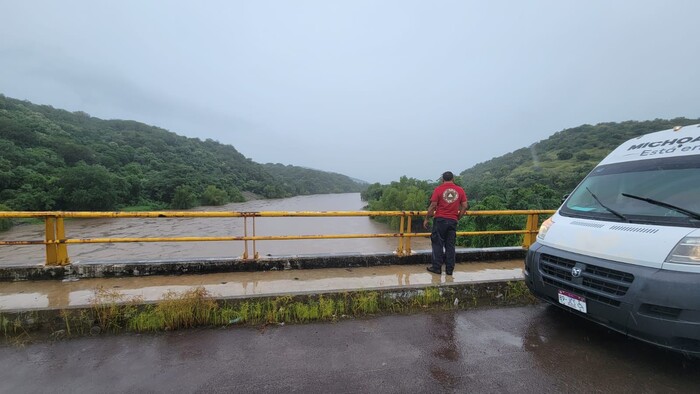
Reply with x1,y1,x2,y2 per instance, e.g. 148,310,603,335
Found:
1,304,699,393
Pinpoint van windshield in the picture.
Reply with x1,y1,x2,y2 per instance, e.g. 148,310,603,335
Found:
560,155,700,227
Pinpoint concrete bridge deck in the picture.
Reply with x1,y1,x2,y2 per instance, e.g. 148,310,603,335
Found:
0,247,530,343
0,259,524,311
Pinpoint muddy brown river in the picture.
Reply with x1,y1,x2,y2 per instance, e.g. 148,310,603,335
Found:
0,193,430,266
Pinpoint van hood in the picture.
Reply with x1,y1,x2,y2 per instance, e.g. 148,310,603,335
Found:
539,213,697,269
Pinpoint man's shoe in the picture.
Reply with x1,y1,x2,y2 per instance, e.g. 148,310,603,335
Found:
426,267,441,275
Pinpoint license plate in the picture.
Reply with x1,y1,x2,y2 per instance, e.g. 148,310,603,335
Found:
558,290,587,313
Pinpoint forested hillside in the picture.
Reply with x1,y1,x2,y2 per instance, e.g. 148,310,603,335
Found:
263,163,366,195
362,118,700,247
0,94,365,212
460,118,700,204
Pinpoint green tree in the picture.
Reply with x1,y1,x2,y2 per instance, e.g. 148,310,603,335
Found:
201,185,228,206
457,195,523,248
361,183,383,202
226,186,245,203
171,185,197,209
557,150,573,160
9,184,56,211
57,163,124,210
364,176,433,229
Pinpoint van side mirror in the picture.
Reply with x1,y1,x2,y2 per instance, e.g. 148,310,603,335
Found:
561,194,569,203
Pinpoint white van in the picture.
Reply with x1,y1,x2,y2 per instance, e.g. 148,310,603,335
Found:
525,124,700,356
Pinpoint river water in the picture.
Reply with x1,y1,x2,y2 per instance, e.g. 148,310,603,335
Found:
0,193,430,266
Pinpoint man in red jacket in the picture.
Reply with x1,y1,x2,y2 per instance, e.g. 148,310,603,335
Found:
423,171,469,275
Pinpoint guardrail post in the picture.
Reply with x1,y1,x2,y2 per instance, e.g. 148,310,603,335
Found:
396,215,405,256
252,216,259,260
45,217,58,266
242,217,249,260
522,213,539,249
44,216,70,266
56,217,70,265
405,214,412,255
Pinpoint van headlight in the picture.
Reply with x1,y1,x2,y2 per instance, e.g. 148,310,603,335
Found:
666,237,700,264
537,218,553,240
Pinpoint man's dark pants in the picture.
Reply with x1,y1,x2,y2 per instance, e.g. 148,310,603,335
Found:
430,217,457,273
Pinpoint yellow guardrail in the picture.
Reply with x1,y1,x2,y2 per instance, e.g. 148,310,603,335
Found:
0,210,555,266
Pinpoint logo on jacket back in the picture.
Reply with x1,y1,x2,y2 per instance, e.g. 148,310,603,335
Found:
442,188,458,204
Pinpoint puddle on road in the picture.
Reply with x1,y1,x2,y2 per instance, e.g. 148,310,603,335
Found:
0,260,524,311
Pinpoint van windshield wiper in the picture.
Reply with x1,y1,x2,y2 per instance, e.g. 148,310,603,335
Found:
585,187,628,222
621,193,700,221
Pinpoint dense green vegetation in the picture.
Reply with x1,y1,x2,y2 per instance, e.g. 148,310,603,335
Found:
460,118,700,203
1,282,533,340
363,118,700,247
0,94,365,216
263,163,365,195
361,176,436,229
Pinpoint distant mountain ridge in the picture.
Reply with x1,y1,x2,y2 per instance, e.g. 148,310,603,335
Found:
0,94,364,211
263,163,367,195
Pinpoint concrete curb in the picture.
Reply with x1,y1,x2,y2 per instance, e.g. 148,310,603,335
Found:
0,247,526,281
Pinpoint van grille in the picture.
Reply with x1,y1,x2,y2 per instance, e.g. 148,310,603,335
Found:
539,254,634,307
542,277,621,307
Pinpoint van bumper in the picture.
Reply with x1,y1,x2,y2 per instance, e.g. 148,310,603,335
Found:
525,242,700,356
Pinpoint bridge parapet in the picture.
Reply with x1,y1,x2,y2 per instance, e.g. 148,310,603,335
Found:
0,210,554,267
0,247,526,282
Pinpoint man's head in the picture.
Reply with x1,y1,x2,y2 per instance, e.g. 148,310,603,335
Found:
441,171,454,182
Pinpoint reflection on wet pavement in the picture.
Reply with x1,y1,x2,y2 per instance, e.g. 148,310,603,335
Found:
2,306,699,393
429,312,462,389
0,260,524,310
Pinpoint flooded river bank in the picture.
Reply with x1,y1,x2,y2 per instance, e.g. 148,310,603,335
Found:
0,193,430,266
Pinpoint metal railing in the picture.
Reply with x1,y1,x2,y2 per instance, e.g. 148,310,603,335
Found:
0,210,555,266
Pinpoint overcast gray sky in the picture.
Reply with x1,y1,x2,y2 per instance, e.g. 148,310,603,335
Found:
1,1,699,183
